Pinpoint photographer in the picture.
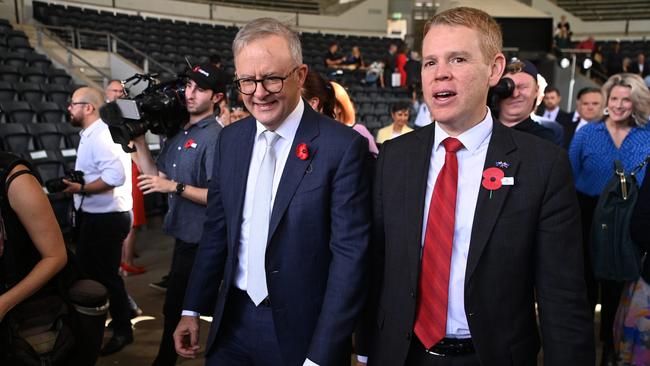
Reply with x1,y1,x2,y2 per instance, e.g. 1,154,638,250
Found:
130,63,227,366
497,59,556,144
62,86,134,356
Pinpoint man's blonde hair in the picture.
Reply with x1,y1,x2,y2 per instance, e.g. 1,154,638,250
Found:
423,7,502,63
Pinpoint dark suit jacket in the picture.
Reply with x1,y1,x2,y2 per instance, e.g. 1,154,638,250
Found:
358,121,594,365
631,170,650,282
629,61,650,78
184,104,371,366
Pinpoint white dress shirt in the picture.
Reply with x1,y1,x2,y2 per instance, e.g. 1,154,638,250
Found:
414,101,432,127
74,118,132,213
544,106,559,121
234,99,303,291
421,109,492,338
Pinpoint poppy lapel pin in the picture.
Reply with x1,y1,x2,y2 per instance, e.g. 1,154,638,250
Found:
296,143,309,160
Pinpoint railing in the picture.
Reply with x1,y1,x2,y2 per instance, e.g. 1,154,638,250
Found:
559,48,595,111
34,24,175,77
35,24,111,86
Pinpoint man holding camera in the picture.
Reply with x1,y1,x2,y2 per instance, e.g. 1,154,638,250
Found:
62,86,134,355
130,63,227,366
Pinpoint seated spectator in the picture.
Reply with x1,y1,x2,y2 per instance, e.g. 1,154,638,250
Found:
554,24,571,53
341,46,365,70
324,42,345,68
375,101,413,144
577,36,595,53
365,60,385,87
404,51,422,96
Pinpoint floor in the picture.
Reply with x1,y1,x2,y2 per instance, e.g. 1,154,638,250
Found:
95,216,604,366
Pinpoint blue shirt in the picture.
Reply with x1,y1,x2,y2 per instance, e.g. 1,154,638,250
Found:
157,117,221,243
569,121,650,197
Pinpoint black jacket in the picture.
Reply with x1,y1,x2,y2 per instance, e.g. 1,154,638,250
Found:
631,172,650,283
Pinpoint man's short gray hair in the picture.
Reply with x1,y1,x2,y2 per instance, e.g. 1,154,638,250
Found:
232,18,303,66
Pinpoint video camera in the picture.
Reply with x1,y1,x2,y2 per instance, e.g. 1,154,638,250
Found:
487,76,515,116
100,73,189,153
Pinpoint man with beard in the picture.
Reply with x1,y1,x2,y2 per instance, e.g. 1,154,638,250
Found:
130,63,228,366
62,86,134,355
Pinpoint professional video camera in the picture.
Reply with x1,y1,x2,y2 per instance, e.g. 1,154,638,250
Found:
487,76,515,116
100,73,189,153
45,169,85,193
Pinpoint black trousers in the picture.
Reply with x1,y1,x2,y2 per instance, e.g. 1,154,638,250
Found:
153,239,198,366
76,211,131,337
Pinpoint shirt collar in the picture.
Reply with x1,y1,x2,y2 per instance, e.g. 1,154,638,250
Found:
80,118,104,137
547,106,559,114
190,116,216,129
255,98,304,143
433,107,493,154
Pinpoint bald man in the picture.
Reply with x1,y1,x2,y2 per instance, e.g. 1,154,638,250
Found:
63,87,134,356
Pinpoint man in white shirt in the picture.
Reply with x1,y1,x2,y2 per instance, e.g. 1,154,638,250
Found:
62,86,133,355
573,87,604,134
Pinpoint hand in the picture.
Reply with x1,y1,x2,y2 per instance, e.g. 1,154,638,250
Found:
61,179,82,193
137,174,175,195
174,315,200,358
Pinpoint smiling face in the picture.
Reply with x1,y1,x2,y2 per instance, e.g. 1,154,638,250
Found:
235,35,307,131
421,25,504,135
606,85,633,125
498,72,538,125
391,109,409,127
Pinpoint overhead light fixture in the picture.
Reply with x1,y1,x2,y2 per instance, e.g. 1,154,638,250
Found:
560,57,571,69
583,58,593,69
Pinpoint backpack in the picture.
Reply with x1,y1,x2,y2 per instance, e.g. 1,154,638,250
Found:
591,156,650,281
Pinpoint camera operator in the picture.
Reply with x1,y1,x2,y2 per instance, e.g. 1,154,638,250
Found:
497,59,556,144
62,86,134,355
130,63,227,366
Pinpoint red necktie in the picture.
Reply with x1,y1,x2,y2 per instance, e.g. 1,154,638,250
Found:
414,137,463,349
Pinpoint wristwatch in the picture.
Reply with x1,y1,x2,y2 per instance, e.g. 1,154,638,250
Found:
175,182,185,196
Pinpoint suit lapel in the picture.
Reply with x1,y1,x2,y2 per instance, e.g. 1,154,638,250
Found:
405,125,436,289
465,122,520,283
230,118,257,251
267,106,320,241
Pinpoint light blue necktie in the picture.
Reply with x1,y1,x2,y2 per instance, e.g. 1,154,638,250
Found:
247,130,280,305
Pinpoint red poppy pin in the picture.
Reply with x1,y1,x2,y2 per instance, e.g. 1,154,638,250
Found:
482,167,504,199
296,143,309,160
184,138,197,149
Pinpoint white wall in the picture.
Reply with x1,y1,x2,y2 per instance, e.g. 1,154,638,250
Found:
439,0,550,18
531,0,650,39
23,0,389,36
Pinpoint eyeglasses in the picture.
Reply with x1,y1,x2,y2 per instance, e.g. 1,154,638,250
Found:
234,66,300,95
69,101,89,107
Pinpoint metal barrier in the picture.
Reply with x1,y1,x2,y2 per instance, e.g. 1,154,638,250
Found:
35,24,175,78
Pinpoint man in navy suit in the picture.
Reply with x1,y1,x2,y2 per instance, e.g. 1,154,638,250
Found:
173,18,371,366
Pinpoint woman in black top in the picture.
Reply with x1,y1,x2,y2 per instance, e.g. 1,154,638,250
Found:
0,152,67,322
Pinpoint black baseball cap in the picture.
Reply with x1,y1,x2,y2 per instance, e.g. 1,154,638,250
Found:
187,63,228,94
506,58,539,81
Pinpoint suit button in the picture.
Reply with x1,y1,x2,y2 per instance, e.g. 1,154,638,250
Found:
410,291,415,298
271,270,279,275
405,332,411,340
468,312,475,317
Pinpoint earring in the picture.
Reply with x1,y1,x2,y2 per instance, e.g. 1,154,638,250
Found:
603,107,609,115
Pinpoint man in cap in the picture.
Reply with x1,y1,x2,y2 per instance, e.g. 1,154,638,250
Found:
130,62,228,366
498,59,557,144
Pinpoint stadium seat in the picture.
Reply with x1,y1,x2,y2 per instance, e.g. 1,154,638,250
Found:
1,52,28,67
47,68,72,84
0,81,16,101
43,84,71,105
0,65,21,82
20,66,48,83
0,122,35,153
27,122,67,150
33,101,66,123
26,149,66,183
0,100,35,123
15,82,44,103
57,123,81,149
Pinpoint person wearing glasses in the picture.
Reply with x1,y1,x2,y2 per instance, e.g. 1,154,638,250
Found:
129,63,228,366
174,18,371,366
62,87,134,355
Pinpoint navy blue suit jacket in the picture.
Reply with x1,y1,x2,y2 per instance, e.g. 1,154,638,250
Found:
184,103,371,366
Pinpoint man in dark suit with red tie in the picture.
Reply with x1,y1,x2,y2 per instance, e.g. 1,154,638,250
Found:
356,7,594,366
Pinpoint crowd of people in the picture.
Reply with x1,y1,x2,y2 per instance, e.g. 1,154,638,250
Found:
1,6,650,366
